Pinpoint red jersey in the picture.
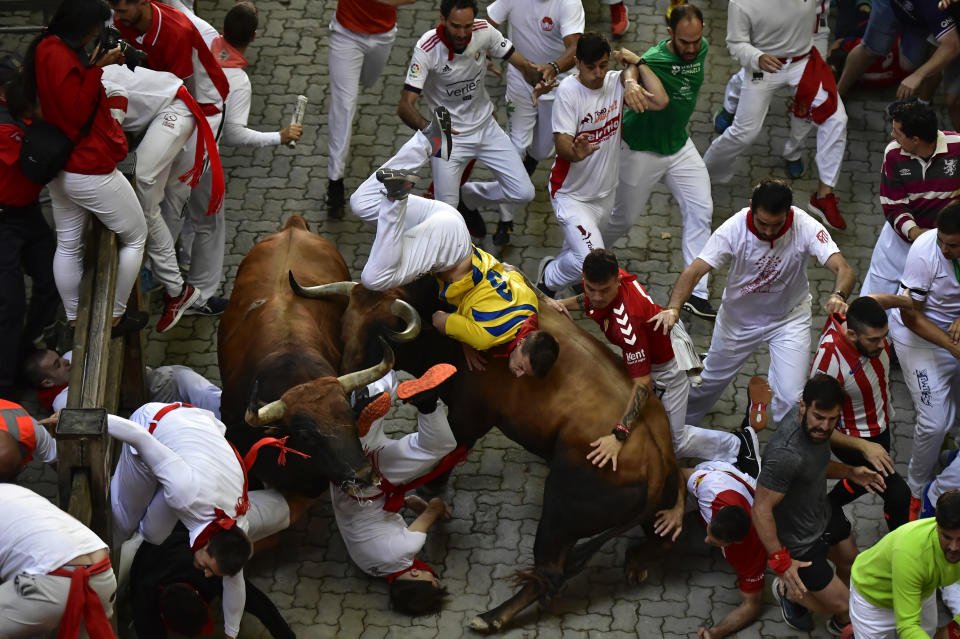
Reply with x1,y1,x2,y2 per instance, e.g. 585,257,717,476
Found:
584,270,673,378
34,37,127,175
0,102,42,207
114,2,229,107
336,0,397,34
811,313,893,438
688,464,765,594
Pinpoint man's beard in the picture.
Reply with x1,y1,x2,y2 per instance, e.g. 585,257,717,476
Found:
801,410,831,441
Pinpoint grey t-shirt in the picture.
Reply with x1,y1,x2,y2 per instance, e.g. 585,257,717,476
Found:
757,411,831,556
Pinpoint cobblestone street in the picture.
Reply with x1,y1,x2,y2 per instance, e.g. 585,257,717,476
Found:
1,0,947,636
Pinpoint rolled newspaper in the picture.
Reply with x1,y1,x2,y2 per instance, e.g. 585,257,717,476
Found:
670,321,703,387
288,94,308,149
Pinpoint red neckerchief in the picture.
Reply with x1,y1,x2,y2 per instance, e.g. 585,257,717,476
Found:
242,435,311,470
159,582,214,635
211,35,247,69
493,314,539,359
584,269,635,323
746,207,794,248
37,384,67,412
792,48,838,124
434,23,470,61
385,559,437,584
49,557,115,639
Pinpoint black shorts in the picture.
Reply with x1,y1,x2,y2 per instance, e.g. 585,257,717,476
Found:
794,540,835,592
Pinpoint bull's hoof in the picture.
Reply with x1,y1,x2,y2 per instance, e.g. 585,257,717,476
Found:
625,565,648,586
468,615,502,634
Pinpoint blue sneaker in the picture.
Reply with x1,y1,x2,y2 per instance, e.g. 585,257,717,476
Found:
772,576,814,632
140,267,161,294
785,158,805,179
714,107,734,134
921,481,937,519
184,296,229,317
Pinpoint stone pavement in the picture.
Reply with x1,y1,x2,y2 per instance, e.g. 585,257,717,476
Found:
1,0,951,636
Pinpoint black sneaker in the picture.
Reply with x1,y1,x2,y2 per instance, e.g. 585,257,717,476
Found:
326,179,345,220
185,296,228,317
536,255,556,298
826,615,850,636
111,311,149,338
422,106,452,161
734,425,761,479
457,200,486,238
772,577,814,632
493,220,513,246
376,168,419,201
522,154,538,176
682,295,717,320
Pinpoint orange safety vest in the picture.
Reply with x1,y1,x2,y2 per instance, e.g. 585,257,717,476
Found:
0,399,37,464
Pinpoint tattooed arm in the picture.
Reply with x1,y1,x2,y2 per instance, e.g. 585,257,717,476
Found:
585,376,652,472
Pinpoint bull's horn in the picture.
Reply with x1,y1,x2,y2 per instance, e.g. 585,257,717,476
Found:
338,336,395,394
245,399,287,427
387,299,421,343
288,271,357,298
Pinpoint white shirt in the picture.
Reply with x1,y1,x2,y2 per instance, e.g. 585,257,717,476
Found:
221,68,281,148
687,460,756,526
404,20,514,134
890,230,960,349
726,0,816,72
0,484,106,581
549,71,625,200
699,207,840,326
332,407,458,577
488,0,584,103
100,65,183,135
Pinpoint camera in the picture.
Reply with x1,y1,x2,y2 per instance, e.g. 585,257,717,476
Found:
94,26,148,71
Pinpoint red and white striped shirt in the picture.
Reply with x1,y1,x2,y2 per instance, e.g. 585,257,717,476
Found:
811,313,893,438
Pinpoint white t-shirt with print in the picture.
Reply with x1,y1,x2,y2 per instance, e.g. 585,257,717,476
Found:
549,70,624,200
698,207,840,326
890,230,960,349
404,20,514,134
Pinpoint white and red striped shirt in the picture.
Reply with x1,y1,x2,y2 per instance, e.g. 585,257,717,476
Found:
811,313,893,438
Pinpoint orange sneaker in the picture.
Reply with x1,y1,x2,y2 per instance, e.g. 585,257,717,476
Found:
357,391,391,437
747,376,773,432
909,496,922,521
398,363,457,401
609,2,629,38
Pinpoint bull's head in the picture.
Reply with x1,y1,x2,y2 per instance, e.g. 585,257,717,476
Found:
288,272,421,373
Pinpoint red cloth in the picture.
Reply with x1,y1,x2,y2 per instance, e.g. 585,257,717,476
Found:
36,384,67,413
792,47,839,125
746,206,795,248
174,86,224,215
113,2,230,104
242,435,310,470
362,446,471,513
583,270,673,377
385,559,436,584
710,488,766,594
49,557,115,639
335,0,397,34
211,36,247,69
432,23,470,61
503,314,539,357
0,103,42,207
34,37,127,175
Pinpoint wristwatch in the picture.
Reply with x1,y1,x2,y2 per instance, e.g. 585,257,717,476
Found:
612,423,631,442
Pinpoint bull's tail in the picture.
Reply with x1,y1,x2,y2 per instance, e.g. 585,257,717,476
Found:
282,214,309,231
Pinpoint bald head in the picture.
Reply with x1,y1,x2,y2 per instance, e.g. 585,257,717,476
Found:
0,430,24,482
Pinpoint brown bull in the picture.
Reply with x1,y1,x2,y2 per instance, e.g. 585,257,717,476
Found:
292,275,684,632
218,216,418,497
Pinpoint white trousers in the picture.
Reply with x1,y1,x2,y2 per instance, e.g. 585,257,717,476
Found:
48,169,148,320
687,297,812,425
327,18,396,181
135,99,193,297
502,69,555,223
327,17,397,180
351,131,472,291
943,583,960,618
433,117,535,215
604,138,712,300
704,57,847,187
849,584,937,639
927,446,960,508
894,339,960,496
653,358,740,462
860,223,911,296
544,191,613,290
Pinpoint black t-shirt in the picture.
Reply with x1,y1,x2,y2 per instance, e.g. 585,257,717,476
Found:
129,526,295,639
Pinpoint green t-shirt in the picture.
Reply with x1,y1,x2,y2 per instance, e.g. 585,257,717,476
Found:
621,37,707,156
851,518,960,639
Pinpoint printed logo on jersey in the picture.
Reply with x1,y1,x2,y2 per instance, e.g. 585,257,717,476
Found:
577,98,621,145
445,70,483,101
410,62,421,76
671,64,681,75
541,16,555,31
740,255,784,296
441,64,452,73
625,349,647,364
612,303,638,346
162,113,178,129
816,229,829,244
946,159,958,176
8,130,22,143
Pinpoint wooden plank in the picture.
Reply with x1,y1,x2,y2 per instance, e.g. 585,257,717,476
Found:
66,471,92,528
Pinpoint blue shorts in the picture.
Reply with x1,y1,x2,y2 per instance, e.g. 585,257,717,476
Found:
862,0,934,67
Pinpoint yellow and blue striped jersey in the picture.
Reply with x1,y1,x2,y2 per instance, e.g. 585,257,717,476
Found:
437,246,539,351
